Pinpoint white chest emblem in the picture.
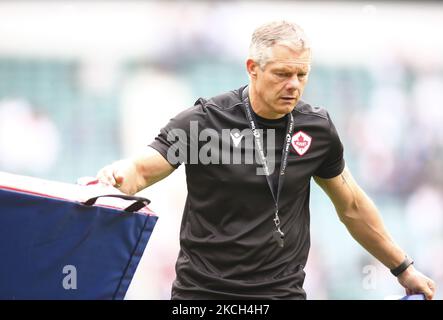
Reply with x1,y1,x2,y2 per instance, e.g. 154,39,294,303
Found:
230,132,244,147
291,131,312,156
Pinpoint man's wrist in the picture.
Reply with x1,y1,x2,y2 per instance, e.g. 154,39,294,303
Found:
390,255,414,277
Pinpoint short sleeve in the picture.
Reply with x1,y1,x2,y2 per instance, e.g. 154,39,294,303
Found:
314,112,345,179
149,99,207,168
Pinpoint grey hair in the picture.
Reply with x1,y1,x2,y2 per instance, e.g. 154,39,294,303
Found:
249,20,310,69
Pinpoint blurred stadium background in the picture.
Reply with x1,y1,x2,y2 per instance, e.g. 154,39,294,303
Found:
0,0,442,299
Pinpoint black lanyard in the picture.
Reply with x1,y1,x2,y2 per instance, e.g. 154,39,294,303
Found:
241,89,295,248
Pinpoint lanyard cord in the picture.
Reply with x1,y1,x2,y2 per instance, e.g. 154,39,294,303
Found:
241,87,295,247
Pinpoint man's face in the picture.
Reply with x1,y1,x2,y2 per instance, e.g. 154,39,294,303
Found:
248,44,311,119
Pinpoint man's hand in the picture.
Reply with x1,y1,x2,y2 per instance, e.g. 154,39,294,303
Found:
96,160,138,195
397,265,436,300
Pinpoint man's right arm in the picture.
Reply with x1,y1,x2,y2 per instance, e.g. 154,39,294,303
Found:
96,147,175,195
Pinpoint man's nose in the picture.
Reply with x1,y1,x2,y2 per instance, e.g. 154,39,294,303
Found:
286,76,300,90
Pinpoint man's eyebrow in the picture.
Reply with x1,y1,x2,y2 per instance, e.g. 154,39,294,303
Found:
271,66,310,73
272,67,292,72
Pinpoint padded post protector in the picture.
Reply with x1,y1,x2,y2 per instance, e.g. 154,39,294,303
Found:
0,173,157,300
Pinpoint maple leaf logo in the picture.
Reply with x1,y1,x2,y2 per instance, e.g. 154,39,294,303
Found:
291,131,312,156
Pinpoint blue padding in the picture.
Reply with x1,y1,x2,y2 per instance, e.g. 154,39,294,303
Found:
0,188,157,300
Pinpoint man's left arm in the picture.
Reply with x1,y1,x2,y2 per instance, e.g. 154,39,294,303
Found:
314,166,436,299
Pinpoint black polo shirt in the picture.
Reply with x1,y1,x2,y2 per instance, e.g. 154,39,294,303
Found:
149,85,345,299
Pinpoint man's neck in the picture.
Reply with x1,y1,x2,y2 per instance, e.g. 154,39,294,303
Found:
248,85,286,120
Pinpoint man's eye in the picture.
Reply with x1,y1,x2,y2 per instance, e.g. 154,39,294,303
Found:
298,73,307,78
276,72,290,77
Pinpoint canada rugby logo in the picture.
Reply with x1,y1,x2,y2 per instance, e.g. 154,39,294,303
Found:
291,131,312,156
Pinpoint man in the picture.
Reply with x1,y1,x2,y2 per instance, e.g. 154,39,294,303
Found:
97,21,436,299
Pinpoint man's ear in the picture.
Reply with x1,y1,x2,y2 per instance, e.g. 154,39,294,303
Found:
246,59,258,78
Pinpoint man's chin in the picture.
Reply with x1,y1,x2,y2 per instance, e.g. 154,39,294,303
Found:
276,102,297,114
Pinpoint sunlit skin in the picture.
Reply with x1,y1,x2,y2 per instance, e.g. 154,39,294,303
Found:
247,44,311,119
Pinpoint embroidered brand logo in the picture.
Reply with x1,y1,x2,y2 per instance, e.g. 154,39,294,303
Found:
291,131,312,156
230,132,244,147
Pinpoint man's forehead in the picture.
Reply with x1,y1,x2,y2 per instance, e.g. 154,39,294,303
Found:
266,45,311,68
267,59,311,71
267,59,311,66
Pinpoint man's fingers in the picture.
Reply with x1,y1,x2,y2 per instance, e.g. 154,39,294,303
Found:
424,288,433,300
97,165,125,188
425,280,436,300
114,174,124,188
97,166,117,186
